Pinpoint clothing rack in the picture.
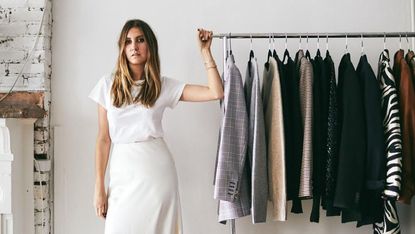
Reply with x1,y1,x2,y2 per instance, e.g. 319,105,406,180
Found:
212,31,415,234
213,32,415,70
213,32,415,39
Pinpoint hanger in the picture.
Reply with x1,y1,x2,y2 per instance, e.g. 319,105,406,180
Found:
315,33,321,58
285,33,288,51
361,34,365,56
406,33,410,52
399,34,402,50
326,34,329,54
305,33,311,59
249,34,254,63
383,32,386,51
282,33,290,64
225,33,230,60
272,33,278,59
299,35,302,50
248,34,255,76
267,33,272,64
229,32,233,56
316,33,320,51
344,33,349,54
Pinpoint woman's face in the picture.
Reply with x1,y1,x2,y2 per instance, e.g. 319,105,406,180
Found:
124,27,149,66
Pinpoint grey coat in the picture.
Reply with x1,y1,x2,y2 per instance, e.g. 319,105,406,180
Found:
214,54,251,222
244,57,268,223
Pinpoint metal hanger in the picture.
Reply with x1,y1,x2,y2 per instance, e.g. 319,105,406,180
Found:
345,33,348,54
250,34,253,52
305,33,311,59
406,33,410,52
285,33,288,50
383,32,386,50
229,32,233,55
299,35,302,50
272,33,275,51
267,33,272,63
361,34,365,56
282,33,289,64
272,33,278,58
326,34,329,52
399,34,402,50
317,33,320,51
249,34,254,63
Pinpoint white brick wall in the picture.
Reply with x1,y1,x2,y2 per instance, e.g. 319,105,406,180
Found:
0,0,53,234
0,0,52,92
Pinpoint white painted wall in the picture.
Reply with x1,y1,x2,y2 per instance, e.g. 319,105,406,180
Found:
51,0,415,233
8,119,35,234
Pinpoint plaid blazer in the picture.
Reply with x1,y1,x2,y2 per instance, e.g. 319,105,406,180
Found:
214,54,251,222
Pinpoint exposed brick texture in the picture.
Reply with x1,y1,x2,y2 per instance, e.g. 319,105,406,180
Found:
0,0,52,233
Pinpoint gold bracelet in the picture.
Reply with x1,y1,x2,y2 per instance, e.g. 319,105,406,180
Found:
204,60,216,69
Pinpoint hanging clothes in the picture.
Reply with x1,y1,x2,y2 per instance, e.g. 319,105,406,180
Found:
378,50,403,199
244,56,268,223
310,49,330,223
214,54,251,223
298,49,314,199
374,200,401,234
284,50,303,213
373,49,402,234
404,51,415,195
262,56,287,221
322,51,341,217
408,51,415,86
334,53,366,223
355,54,385,227
394,49,415,204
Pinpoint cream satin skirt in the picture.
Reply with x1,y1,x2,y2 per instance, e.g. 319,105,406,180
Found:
105,138,183,234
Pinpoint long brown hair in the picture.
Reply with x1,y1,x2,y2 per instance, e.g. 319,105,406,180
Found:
111,19,161,108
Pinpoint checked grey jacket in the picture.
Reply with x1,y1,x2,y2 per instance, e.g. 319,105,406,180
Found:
214,54,251,222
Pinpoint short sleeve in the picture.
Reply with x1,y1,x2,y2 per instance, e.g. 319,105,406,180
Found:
162,77,186,109
88,76,110,109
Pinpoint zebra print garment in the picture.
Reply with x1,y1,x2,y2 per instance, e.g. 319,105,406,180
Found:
373,200,401,234
373,50,402,234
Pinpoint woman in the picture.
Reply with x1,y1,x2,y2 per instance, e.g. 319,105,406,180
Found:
88,19,223,234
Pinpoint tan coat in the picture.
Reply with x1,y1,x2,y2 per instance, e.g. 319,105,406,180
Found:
263,57,286,221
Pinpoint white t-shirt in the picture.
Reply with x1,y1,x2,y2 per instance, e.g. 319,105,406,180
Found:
88,74,186,143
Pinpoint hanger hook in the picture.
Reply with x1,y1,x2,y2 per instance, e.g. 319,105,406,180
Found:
272,33,275,50
345,33,348,53
317,33,320,50
285,33,288,50
228,32,232,53
361,34,364,55
269,33,271,50
306,33,309,50
326,34,329,51
383,32,386,50
299,35,302,50
250,34,253,51
399,34,402,50
406,33,410,51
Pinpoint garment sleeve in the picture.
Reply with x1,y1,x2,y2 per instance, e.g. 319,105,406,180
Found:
88,76,109,109
163,77,186,109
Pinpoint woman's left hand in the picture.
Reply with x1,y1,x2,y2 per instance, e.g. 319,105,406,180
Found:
197,28,213,51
